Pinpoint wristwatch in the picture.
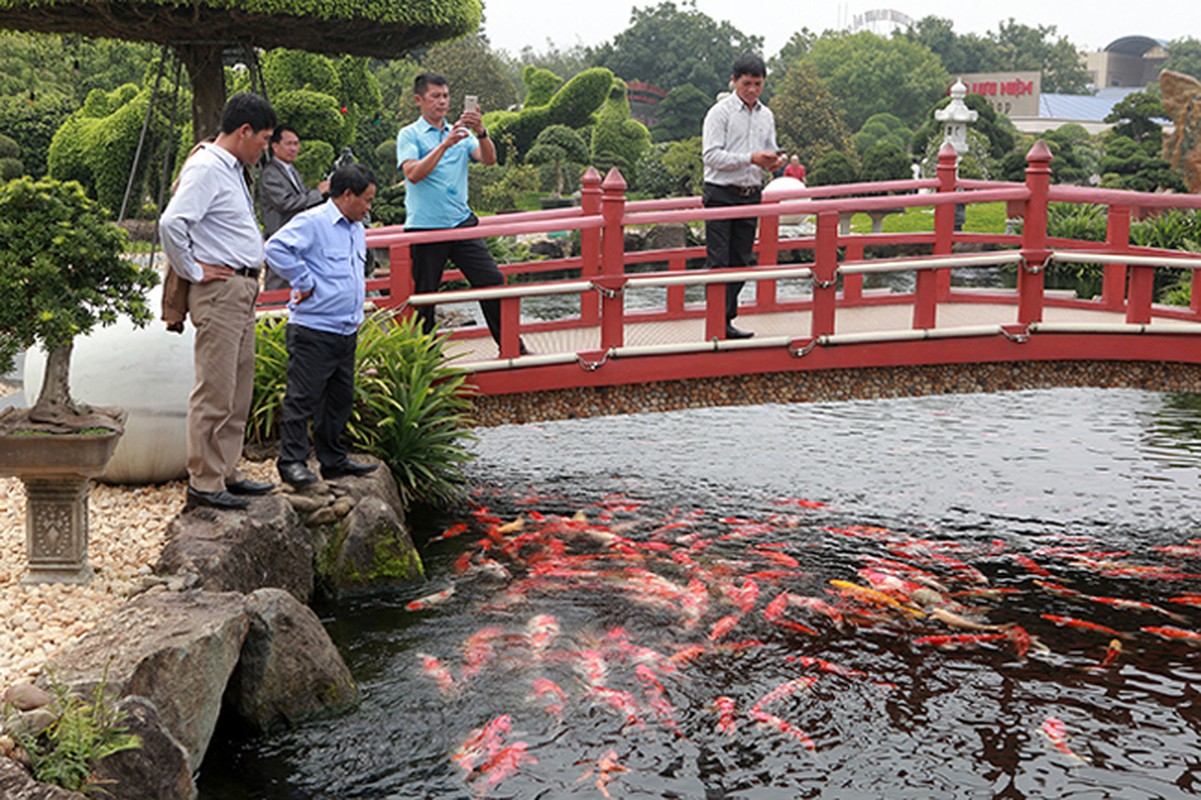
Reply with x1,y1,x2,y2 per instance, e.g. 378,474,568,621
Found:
478,128,489,140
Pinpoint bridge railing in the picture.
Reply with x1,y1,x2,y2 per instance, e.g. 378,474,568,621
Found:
340,141,1201,373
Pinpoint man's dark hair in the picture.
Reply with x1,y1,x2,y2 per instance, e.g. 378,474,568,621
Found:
413,72,448,97
330,163,377,197
270,124,299,145
731,53,766,80
220,93,277,134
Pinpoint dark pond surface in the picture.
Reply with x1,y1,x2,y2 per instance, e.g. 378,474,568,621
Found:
199,388,1201,799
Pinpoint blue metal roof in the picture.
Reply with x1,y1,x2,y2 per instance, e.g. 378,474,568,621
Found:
1039,87,1148,121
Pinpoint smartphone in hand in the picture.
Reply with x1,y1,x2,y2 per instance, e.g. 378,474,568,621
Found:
464,95,479,115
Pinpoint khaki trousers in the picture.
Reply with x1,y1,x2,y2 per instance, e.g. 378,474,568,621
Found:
186,275,259,492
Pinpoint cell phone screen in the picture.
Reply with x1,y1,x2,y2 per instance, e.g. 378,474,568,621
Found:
464,95,479,114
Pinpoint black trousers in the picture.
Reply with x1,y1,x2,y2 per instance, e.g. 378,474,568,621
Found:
278,324,357,470
703,182,761,321
409,215,504,344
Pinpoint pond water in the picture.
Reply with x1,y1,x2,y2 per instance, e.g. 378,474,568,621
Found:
198,387,1201,799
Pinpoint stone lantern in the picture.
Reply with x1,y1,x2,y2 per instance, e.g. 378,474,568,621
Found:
935,79,977,156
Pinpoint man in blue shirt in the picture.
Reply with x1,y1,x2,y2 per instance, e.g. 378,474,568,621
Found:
397,72,526,354
265,163,380,487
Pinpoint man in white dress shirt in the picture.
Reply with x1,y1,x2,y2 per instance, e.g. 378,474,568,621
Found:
701,53,784,340
159,93,277,511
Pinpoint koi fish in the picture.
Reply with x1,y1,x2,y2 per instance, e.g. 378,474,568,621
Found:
576,749,628,800
669,644,709,665
912,632,1010,649
786,596,847,631
1167,594,1201,607
1141,625,1201,645
751,676,818,712
1033,579,1082,598
715,695,738,734
785,655,868,679
1085,638,1123,671
453,714,512,773
1040,615,1129,639
928,607,1007,631
461,626,504,679
1013,554,1052,577
829,579,925,617
405,584,456,611
748,707,816,750
1040,716,1089,763
529,678,567,716
525,614,560,654
432,522,469,541
588,686,644,728
470,742,536,795
709,614,742,642
1086,595,1188,623
418,653,457,697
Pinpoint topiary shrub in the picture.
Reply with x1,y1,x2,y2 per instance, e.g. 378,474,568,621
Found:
292,139,336,188
860,141,911,183
485,67,613,163
525,124,589,198
522,65,563,108
271,88,353,158
808,150,859,187
590,77,650,183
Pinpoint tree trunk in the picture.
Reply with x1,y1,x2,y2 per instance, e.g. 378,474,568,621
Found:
30,342,80,425
176,42,227,143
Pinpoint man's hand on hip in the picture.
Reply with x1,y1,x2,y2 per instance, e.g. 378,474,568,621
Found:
198,261,235,282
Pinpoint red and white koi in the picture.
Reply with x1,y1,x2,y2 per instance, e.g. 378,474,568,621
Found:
453,714,512,773
576,748,628,800
709,614,742,642
529,677,567,716
588,686,644,728
912,632,1010,649
525,613,560,655
714,695,738,734
1040,615,1129,639
1085,639,1123,671
1141,625,1201,645
470,742,536,795
751,676,818,712
1085,595,1188,623
1040,716,1089,763
748,707,816,750
417,653,457,698
405,584,456,611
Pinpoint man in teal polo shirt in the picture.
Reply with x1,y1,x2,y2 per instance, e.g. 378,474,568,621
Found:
397,72,524,354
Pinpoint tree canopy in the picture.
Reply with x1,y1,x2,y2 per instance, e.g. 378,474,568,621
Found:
1165,38,1201,82
770,62,854,169
590,0,763,100
0,0,482,138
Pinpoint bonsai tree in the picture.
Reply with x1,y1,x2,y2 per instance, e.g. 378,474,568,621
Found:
525,124,589,199
0,177,158,431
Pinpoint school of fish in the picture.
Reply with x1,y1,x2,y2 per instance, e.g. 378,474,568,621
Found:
406,493,1201,795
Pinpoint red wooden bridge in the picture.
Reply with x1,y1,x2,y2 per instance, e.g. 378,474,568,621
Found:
273,143,1201,405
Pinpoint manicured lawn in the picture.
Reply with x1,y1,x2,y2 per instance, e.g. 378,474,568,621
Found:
845,202,1009,235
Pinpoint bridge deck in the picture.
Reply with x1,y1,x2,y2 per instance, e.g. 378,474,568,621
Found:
443,296,1200,363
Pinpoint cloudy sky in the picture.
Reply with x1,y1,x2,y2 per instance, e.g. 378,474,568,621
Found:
482,1,1185,59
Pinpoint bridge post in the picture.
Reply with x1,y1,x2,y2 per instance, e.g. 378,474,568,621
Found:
389,242,415,321
757,193,780,312
1102,204,1130,312
580,167,602,326
932,143,958,302
600,168,628,349
843,239,864,302
811,211,839,336
1019,140,1052,325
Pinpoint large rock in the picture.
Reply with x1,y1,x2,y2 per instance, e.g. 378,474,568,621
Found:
89,696,195,800
156,495,314,604
23,282,192,485
0,757,83,799
225,588,359,733
323,495,423,596
39,590,249,774
1161,69,1201,193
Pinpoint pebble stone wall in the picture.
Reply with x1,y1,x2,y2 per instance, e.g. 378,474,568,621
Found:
470,361,1201,427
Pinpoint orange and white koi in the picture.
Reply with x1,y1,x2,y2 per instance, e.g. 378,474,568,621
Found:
668,644,709,665
785,655,868,679
576,748,628,800
588,686,644,728
714,695,738,734
1040,716,1089,763
786,596,847,631
928,607,1006,631
708,614,742,642
748,707,816,750
405,584,456,611
1040,615,1129,639
1141,625,1201,645
1013,554,1052,577
470,742,536,795
860,569,949,608
573,648,609,687
1085,639,1123,671
1033,579,1082,598
453,714,512,773
751,676,818,712
829,579,926,617
418,653,457,697
1167,594,1201,607
529,677,567,716
1086,595,1188,623
433,522,470,541
525,613,560,654
461,626,504,679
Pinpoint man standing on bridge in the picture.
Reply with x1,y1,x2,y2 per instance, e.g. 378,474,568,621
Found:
702,53,784,340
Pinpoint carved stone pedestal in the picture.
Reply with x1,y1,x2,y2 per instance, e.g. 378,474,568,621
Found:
0,424,124,584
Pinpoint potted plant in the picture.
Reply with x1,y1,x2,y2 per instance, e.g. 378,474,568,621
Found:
0,176,158,581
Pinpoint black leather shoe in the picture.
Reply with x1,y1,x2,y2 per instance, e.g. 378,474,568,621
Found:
186,487,250,511
725,323,755,340
225,478,275,496
322,460,379,479
278,461,320,487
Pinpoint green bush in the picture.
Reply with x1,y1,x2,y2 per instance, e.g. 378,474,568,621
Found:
250,311,476,506
371,181,406,226
271,89,353,155
525,124,589,198
860,141,911,183
3,674,141,794
808,150,859,186
0,157,22,179
485,67,613,163
0,133,19,160
590,78,650,184
292,139,336,188
0,94,76,178
522,65,563,108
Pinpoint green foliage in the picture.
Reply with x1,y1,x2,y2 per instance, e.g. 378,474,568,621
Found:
1165,37,1201,82
590,78,650,182
0,132,21,159
1041,126,1101,185
401,34,517,129
991,19,1092,94
526,124,589,198
485,67,613,163
292,139,335,190
0,133,21,176
1099,134,1187,192
1104,90,1166,143
590,0,763,100
0,93,75,177
1046,202,1108,242
47,83,175,214
370,181,406,225
1130,209,1201,251
911,93,1015,162
633,136,703,197
262,49,340,98
0,31,154,103
771,62,854,169
651,82,708,143
251,311,477,506
853,113,912,157
522,65,563,107
271,88,353,157
477,162,539,213
919,129,996,179
901,16,1001,76
3,673,141,794
633,143,675,197
0,177,158,376
860,141,911,183
766,29,816,89
801,31,949,130
808,150,858,186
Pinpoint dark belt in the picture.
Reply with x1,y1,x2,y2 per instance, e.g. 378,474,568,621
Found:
232,267,260,279
710,183,761,197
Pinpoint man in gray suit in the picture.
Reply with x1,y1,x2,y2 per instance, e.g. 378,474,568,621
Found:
259,125,329,290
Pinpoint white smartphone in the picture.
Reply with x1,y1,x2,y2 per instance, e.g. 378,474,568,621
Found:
464,95,479,115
